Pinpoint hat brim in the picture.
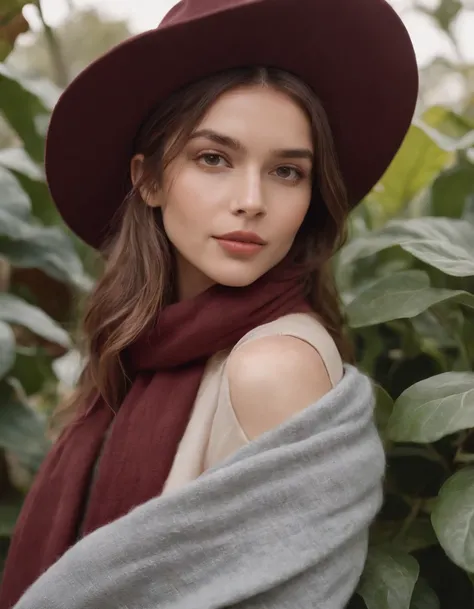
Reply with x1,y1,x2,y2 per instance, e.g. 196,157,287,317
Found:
45,0,418,249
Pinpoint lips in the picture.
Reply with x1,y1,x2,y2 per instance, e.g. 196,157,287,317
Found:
214,231,266,245
213,231,266,257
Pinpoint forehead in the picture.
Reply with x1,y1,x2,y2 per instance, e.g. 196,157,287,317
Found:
196,85,313,149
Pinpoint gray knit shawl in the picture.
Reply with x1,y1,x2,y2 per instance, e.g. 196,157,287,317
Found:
14,364,385,609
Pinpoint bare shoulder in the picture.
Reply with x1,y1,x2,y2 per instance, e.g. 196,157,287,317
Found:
227,335,332,440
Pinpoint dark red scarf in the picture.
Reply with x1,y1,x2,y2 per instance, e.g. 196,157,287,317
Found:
0,262,310,608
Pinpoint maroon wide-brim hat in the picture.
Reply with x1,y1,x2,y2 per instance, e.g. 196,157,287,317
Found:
45,0,418,250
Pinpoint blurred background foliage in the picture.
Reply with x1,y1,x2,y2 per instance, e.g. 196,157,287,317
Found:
0,1,474,607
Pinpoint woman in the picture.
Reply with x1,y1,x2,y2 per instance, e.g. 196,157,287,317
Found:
0,0,418,607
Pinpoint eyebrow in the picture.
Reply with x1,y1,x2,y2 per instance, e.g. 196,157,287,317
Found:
189,128,314,162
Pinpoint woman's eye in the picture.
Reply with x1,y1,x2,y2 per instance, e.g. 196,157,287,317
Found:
199,153,226,167
274,166,303,181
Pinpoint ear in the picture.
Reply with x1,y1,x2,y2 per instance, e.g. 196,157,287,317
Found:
130,153,162,208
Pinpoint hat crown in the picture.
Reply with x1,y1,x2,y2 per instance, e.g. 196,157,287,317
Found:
160,0,258,28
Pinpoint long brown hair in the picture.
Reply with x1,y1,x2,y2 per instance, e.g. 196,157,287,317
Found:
55,66,352,428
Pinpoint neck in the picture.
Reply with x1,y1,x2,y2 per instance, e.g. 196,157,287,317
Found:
173,252,216,301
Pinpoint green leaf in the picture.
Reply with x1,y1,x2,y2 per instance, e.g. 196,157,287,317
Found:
409,578,439,609
0,292,71,348
0,64,58,162
388,371,474,443
11,347,55,396
435,0,462,31
431,467,474,573
0,320,15,379
416,118,474,152
0,165,30,218
340,218,474,277
368,125,452,215
14,173,60,225
345,270,474,328
0,383,49,471
431,164,474,218
399,520,438,554
0,204,32,239
422,106,474,139
411,310,457,349
371,519,438,554
358,546,419,609
0,147,43,181
0,206,93,291
0,63,59,112
415,1,463,33
0,150,64,227
400,225,474,278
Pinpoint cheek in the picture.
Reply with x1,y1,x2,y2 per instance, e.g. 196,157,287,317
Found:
159,171,214,249
277,193,311,241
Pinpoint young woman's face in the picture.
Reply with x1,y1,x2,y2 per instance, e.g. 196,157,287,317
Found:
132,85,313,300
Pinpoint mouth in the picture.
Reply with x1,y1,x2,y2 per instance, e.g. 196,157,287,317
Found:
214,231,267,245
213,231,267,257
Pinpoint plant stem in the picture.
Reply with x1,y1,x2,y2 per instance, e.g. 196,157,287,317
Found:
425,443,451,473
395,497,423,541
454,330,471,369
35,0,69,87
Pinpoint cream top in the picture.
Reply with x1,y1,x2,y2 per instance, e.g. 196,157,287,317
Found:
162,312,343,495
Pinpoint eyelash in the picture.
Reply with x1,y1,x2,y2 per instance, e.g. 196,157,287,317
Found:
196,152,307,182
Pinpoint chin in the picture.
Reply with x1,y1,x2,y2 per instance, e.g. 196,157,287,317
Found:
209,265,269,288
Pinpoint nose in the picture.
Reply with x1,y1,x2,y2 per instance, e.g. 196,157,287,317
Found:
230,170,266,218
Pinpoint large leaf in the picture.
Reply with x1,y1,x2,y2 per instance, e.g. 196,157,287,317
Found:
422,106,474,140
0,320,15,379
0,292,71,348
0,165,30,218
433,0,462,32
431,467,474,573
0,149,63,226
13,173,61,225
430,164,474,218
0,206,92,291
411,310,457,349
0,383,50,472
387,372,474,443
371,519,438,554
340,218,474,277
0,64,58,162
0,383,49,471
0,63,59,113
416,119,474,153
345,270,474,328
12,347,56,396
409,578,439,609
367,125,452,215
0,147,43,180
357,546,419,609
